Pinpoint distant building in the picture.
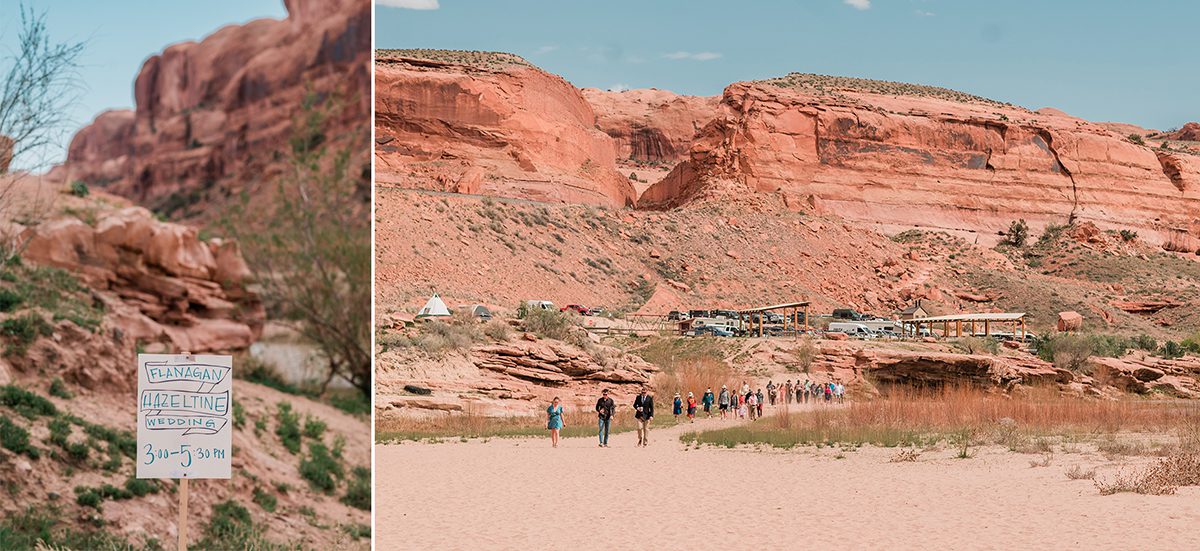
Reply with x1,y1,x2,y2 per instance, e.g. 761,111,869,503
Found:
899,300,929,320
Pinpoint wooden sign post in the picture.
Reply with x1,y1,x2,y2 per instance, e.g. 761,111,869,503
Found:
136,352,233,550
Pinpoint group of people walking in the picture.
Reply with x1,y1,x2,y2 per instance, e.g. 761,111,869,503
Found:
765,379,846,406
546,379,848,447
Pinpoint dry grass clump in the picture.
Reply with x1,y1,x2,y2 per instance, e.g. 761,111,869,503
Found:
890,448,922,462
1029,454,1054,468
1094,454,1200,495
634,337,739,397
1064,465,1096,480
681,386,1200,451
482,319,512,341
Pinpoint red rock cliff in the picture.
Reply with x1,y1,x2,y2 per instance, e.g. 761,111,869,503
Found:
374,50,635,207
640,74,1200,252
581,88,719,164
54,0,370,219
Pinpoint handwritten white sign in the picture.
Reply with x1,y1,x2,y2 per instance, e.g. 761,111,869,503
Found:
137,354,233,479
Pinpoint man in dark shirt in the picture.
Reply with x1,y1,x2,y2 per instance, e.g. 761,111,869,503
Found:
633,387,654,447
595,388,616,447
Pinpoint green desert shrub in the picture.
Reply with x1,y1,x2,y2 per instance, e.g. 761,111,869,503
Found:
342,466,371,511
275,402,302,454
299,441,344,493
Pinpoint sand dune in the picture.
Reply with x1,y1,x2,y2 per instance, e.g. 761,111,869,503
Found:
377,405,1200,550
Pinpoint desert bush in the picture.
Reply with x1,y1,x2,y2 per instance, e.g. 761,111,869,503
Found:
890,448,921,462
68,180,88,197
0,385,57,418
195,499,294,550
1004,219,1029,247
0,289,22,312
1095,454,1200,495
794,337,817,372
482,319,512,341
953,336,999,355
1029,454,1053,467
1065,465,1096,480
521,307,574,340
1127,133,1145,146
410,320,483,355
48,377,72,399
1,313,52,355
1040,334,1095,372
275,402,302,454
221,92,370,399
300,441,344,493
1119,229,1138,242
252,486,277,513
342,465,371,510
0,415,38,458
303,415,327,440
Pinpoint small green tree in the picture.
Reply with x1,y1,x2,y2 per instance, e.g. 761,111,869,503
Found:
1004,219,1029,247
222,91,370,398
1127,133,1145,146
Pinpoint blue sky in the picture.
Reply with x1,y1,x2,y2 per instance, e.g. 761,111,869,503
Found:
378,0,1197,131
0,1,286,168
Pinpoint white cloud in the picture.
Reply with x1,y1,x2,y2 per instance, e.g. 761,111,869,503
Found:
533,45,559,55
377,0,440,9
663,51,722,61
844,0,871,10
608,83,631,92
916,9,936,16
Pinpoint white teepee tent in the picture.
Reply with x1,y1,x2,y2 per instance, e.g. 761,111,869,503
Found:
417,293,451,319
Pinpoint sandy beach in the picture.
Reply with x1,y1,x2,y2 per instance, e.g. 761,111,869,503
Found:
377,405,1200,550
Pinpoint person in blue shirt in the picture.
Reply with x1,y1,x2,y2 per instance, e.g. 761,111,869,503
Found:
546,397,564,448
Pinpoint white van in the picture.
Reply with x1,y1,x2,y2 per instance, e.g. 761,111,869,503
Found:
524,300,555,311
828,322,877,339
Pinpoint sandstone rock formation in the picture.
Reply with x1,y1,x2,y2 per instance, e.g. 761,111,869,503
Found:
374,50,635,206
21,206,264,353
1163,122,1200,142
472,341,657,386
1057,311,1084,332
51,0,369,219
1091,355,1200,398
581,88,719,164
638,74,1200,252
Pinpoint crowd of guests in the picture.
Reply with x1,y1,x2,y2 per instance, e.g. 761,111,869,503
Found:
547,379,848,447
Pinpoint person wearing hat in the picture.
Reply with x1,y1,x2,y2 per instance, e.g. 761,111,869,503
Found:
686,392,697,422
701,387,715,418
672,392,683,420
595,388,616,447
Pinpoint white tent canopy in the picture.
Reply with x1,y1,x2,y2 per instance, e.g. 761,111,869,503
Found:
417,293,451,318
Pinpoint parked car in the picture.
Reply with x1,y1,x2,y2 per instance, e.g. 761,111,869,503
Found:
764,312,784,324
587,306,606,317
713,309,739,320
688,309,712,320
691,326,733,337
832,308,869,321
561,304,589,315
828,322,878,339
524,300,555,311
667,310,690,321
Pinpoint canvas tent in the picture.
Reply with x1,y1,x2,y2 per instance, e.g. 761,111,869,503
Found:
462,304,493,320
417,293,452,319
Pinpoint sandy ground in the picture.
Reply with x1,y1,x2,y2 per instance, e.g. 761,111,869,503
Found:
377,404,1200,550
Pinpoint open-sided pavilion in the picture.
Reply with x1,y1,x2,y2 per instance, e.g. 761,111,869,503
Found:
901,312,1027,340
